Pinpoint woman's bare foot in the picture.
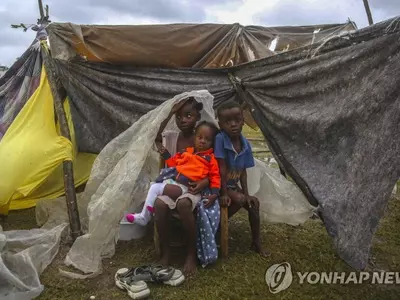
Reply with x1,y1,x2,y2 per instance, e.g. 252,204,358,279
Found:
251,241,270,257
159,253,169,266
183,254,197,277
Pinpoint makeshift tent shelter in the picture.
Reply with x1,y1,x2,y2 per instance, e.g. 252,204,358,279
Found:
48,21,356,66
1,17,399,297
0,20,356,212
44,17,399,272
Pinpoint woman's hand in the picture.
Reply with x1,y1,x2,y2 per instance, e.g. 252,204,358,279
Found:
171,99,189,114
155,142,167,154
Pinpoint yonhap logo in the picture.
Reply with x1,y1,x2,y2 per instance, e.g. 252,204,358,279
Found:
265,262,400,293
265,262,293,294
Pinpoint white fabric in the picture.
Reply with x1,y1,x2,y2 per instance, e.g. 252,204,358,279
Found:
162,131,179,156
33,89,313,279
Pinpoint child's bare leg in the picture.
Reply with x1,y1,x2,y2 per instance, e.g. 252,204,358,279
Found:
227,189,269,256
246,200,269,256
162,184,183,200
227,189,245,218
176,198,197,276
154,198,171,266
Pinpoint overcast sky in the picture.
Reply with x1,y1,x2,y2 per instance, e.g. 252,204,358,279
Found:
0,0,399,66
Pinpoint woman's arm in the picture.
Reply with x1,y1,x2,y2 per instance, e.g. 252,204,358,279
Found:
155,110,175,146
155,100,188,145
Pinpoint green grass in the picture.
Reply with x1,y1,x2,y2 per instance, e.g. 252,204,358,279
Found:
5,194,400,300
3,126,400,299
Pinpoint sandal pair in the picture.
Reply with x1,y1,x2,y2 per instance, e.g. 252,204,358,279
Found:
115,265,185,299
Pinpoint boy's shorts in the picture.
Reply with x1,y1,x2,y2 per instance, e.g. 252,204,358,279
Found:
227,183,241,191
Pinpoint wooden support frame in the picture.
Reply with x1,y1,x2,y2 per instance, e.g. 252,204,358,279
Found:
363,0,374,26
220,206,229,257
41,44,82,241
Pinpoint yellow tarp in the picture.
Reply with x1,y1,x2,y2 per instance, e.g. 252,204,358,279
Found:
0,66,96,213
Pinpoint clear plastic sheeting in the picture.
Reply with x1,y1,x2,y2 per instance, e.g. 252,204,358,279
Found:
248,159,314,225
36,90,313,278
0,223,67,300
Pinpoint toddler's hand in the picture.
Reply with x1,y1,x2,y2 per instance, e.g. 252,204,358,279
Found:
188,182,202,194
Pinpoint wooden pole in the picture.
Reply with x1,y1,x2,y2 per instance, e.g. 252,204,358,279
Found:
38,0,44,20
363,0,374,26
220,206,229,258
41,46,82,241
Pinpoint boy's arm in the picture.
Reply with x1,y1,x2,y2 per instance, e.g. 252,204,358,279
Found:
216,158,231,207
240,168,259,209
214,133,231,206
239,169,249,196
217,158,228,196
241,140,259,208
155,111,175,146
213,134,226,195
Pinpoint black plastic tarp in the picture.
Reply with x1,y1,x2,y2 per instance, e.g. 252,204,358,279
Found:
54,17,400,270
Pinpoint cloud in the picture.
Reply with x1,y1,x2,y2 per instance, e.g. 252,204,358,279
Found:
254,0,360,26
253,0,400,28
371,0,399,12
369,0,400,25
0,0,399,66
0,0,239,65
255,0,400,28
209,0,400,29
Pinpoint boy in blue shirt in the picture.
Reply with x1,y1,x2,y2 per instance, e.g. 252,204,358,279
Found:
214,100,268,255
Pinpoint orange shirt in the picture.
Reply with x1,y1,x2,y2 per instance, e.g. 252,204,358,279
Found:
165,147,220,192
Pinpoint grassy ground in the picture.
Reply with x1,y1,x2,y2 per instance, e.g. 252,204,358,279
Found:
4,126,400,300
